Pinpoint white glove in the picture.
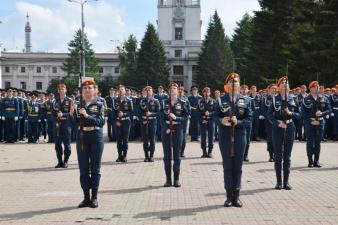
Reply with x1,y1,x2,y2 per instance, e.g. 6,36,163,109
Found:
19,116,23,119
1,116,4,121
259,115,265,120
38,119,41,122
330,113,334,117
326,115,329,119
44,119,47,122
25,120,28,123
14,116,18,121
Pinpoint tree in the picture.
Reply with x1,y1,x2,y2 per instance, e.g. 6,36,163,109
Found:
231,0,337,88
62,29,100,76
118,35,138,86
135,23,169,89
313,0,338,85
196,11,234,91
231,13,254,83
48,29,101,93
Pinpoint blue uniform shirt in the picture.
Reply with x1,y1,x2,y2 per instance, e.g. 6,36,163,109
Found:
215,93,252,128
267,93,301,127
301,94,332,125
2,97,19,118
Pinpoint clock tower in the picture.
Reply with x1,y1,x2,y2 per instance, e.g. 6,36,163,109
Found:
157,0,202,90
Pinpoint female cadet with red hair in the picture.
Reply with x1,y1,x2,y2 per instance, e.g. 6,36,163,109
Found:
76,80,105,208
267,76,300,190
215,73,252,208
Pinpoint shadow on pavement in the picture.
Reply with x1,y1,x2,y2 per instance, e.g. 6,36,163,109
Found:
133,204,223,220
190,160,268,166
205,187,275,198
0,206,76,221
100,185,163,195
257,166,338,173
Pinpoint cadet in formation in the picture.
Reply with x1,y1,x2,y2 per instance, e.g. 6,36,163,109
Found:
216,73,252,208
261,83,276,162
267,77,300,190
53,84,74,168
114,85,133,163
188,86,202,142
26,92,41,143
138,85,160,162
178,86,190,157
45,92,55,143
302,81,331,168
76,80,105,208
198,87,216,158
330,85,338,141
105,88,117,142
161,82,188,188
2,88,19,143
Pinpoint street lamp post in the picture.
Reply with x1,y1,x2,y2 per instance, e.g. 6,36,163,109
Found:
68,0,98,79
110,40,121,53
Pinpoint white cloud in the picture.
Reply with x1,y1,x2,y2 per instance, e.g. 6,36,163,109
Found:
0,0,260,52
1,0,127,53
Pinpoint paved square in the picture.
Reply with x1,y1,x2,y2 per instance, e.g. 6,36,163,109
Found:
0,139,338,225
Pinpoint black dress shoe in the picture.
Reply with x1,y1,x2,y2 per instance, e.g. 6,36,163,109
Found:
90,198,98,208
116,157,122,162
78,199,91,208
308,163,314,168
173,180,181,188
201,153,208,158
207,153,213,158
149,157,154,162
144,158,149,162
275,183,283,190
164,168,172,187
313,162,322,168
78,189,91,208
164,180,172,187
269,158,274,162
232,190,243,208
224,189,232,207
173,171,181,188
121,157,127,163
55,162,63,168
90,189,98,208
244,157,249,162
63,162,68,168
283,183,292,190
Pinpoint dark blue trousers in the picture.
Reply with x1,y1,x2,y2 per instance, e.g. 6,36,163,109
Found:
76,129,104,190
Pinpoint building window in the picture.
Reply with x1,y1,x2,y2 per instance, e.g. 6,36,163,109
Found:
175,50,182,58
52,67,57,73
173,65,184,75
175,27,183,40
5,67,10,73
21,67,26,73
5,82,11,89
99,67,104,73
20,82,27,90
192,65,198,74
36,67,41,73
36,82,42,90
114,67,120,74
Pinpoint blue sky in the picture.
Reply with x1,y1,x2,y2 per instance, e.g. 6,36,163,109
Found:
0,0,260,53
